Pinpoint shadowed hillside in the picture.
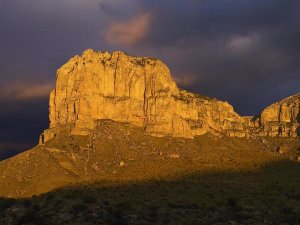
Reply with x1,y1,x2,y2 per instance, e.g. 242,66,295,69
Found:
1,120,298,198
1,121,300,225
1,160,300,225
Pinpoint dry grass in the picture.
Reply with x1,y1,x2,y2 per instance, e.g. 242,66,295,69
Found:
0,120,300,224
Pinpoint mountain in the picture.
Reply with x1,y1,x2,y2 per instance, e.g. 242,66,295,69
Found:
40,49,300,144
42,49,249,141
1,49,300,225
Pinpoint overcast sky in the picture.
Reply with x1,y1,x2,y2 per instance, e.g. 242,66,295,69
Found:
0,0,300,159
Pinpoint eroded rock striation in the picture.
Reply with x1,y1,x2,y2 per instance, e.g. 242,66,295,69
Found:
40,49,300,143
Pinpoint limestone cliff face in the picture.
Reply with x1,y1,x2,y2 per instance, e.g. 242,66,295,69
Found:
255,94,300,137
40,49,299,144
41,49,248,143
49,49,179,135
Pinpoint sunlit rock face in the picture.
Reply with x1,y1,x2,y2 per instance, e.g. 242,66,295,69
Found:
41,49,249,143
40,49,299,143
255,94,300,137
49,49,179,136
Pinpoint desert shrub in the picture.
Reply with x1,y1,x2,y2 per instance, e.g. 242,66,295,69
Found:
85,213,98,223
17,209,35,225
71,202,87,213
44,192,55,202
82,194,96,204
227,197,240,210
108,209,127,225
17,210,49,225
279,206,300,224
31,203,41,212
21,199,32,208
0,198,15,210
116,200,133,211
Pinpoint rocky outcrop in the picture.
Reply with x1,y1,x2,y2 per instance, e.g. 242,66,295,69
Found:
255,94,300,137
40,49,250,143
40,49,300,143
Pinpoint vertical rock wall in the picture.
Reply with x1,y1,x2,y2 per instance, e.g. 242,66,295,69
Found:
40,49,300,144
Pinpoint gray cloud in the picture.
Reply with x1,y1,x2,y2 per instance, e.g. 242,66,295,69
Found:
0,82,54,101
125,0,300,114
104,12,152,46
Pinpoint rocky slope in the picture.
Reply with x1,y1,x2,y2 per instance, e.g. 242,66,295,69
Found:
0,120,287,198
1,120,300,225
2,123,300,225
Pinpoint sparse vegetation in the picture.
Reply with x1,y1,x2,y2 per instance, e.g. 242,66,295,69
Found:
1,121,300,224
0,197,15,213
1,159,300,224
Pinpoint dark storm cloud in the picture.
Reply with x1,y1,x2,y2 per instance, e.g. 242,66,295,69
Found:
0,0,299,159
0,0,115,84
0,99,49,160
130,0,300,114
98,0,300,114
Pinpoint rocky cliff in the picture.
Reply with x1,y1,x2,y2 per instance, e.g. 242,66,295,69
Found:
40,49,300,144
41,49,250,143
255,94,300,137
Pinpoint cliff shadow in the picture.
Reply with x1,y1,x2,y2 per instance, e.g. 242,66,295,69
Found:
1,160,300,225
